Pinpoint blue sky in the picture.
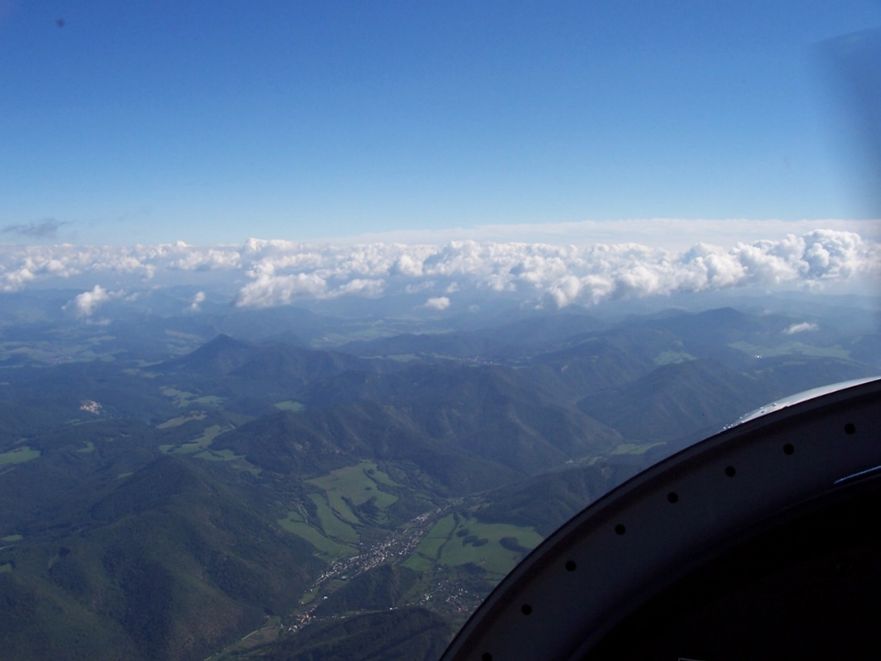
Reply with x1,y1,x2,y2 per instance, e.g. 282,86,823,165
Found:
1,1,879,245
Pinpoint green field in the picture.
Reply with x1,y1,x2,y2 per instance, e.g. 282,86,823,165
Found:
0,446,41,465
195,448,239,461
193,449,262,476
1,534,23,543
160,387,223,409
275,461,404,559
193,395,223,406
309,494,359,542
156,410,207,429
163,424,225,455
405,513,542,577
273,400,305,413
0,563,12,573
278,510,354,558
307,461,400,517
160,387,195,407
406,513,457,569
729,340,850,360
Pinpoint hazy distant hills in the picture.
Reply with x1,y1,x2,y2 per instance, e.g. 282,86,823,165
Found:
158,334,381,393
298,363,623,472
579,359,767,443
340,311,608,360
0,297,877,659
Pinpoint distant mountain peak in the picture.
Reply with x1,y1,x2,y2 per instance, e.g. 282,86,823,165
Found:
203,332,246,348
160,333,252,374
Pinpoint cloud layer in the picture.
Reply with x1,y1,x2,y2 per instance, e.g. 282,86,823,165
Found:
2,229,878,312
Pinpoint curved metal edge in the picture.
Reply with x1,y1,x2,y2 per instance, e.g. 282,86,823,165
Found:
442,377,881,661
732,376,880,426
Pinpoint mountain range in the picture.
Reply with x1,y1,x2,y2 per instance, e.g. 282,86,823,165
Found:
0,296,877,659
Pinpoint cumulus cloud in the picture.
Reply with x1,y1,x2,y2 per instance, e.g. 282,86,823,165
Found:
64,285,120,318
424,296,451,311
2,218,67,239
0,228,878,311
235,271,328,308
190,290,206,311
784,322,819,334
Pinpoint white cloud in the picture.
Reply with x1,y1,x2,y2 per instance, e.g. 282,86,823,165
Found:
64,285,120,318
424,296,451,311
190,290,206,311
335,278,385,297
235,272,328,308
784,322,819,334
79,400,102,415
